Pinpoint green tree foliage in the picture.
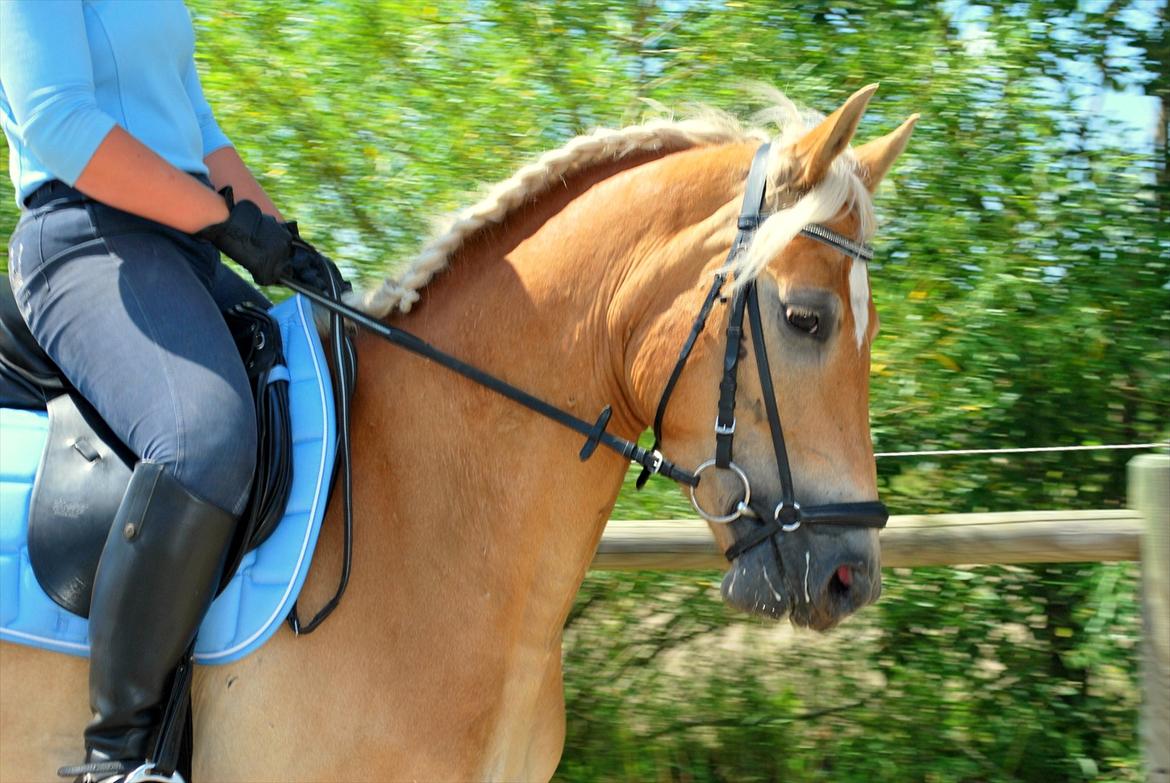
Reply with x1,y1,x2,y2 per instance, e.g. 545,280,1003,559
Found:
1,1,1165,780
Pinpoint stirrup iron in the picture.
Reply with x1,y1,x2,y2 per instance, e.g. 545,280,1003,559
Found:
123,762,186,783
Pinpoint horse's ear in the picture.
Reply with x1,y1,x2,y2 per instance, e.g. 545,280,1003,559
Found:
787,83,878,189
854,114,920,193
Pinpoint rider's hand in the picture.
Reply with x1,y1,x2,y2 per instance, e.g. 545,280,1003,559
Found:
196,188,293,286
285,221,351,295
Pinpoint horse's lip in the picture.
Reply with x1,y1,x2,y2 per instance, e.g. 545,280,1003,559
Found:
724,591,791,622
789,604,840,632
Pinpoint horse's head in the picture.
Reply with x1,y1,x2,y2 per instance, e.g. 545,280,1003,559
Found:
629,86,917,630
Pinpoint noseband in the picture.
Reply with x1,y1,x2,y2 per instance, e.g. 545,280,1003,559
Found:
637,143,888,561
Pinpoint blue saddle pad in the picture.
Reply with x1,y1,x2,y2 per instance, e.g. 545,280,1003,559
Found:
0,294,336,664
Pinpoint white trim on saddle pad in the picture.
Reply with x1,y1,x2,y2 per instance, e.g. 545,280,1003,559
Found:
0,294,337,665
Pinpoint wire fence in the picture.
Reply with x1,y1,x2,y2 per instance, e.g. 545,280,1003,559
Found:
874,442,1168,459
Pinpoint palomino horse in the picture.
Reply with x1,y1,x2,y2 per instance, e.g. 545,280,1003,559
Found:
0,85,916,781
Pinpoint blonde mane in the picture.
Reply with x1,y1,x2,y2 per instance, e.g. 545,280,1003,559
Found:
352,91,875,318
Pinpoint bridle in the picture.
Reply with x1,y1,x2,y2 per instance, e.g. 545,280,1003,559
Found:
282,142,889,624
636,143,888,560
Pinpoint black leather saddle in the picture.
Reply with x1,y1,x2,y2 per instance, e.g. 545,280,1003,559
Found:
0,277,135,615
0,277,292,617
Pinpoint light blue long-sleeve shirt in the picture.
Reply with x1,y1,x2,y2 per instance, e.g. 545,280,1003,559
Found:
0,0,231,204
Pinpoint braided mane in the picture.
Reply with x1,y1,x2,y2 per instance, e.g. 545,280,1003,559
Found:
352,92,874,318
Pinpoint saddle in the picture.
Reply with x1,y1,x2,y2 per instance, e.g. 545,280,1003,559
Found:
0,276,292,618
1,276,338,782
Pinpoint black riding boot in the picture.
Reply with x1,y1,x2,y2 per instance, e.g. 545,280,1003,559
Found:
62,461,237,782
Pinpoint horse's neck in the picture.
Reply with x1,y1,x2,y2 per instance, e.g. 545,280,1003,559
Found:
306,141,750,679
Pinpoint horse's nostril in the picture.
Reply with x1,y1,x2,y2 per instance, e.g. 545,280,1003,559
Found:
812,562,880,625
827,565,855,599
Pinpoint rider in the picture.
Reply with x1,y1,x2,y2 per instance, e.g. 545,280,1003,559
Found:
1,2,322,780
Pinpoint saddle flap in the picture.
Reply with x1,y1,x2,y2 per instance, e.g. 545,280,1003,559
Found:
27,392,135,617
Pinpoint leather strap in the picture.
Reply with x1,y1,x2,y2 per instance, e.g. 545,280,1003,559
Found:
726,499,891,561
722,280,889,562
714,287,746,468
737,144,773,231
635,272,726,489
640,143,773,484
799,224,873,262
746,282,795,508
711,144,773,468
150,647,193,778
287,259,358,634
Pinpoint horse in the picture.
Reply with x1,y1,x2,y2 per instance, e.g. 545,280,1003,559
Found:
0,84,916,782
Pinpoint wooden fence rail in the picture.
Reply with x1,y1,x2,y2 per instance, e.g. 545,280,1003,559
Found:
594,509,1143,570
594,454,1169,783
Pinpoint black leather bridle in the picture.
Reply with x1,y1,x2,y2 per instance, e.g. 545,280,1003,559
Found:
636,143,888,560
283,142,888,597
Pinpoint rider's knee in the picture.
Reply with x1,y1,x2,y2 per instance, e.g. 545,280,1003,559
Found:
145,386,257,515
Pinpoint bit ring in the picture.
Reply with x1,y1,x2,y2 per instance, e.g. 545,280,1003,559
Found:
689,460,752,524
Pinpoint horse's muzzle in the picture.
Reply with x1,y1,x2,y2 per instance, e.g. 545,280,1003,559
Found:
720,522,881,629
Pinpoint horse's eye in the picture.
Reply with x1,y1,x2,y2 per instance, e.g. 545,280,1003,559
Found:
785,306,820,335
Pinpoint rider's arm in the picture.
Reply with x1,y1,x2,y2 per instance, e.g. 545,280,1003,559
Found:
204,146,284,221
74,129,230,233
1,0,228,232
183,58,284,220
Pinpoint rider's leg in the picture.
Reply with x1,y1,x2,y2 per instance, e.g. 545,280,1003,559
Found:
8,189,257,772
210,259,270,312
84,461,237,769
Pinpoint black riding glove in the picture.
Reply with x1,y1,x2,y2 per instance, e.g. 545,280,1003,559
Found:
285,221,352,296
196,188,293,286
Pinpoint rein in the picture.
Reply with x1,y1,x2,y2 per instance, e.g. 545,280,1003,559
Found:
279,282,698,487
283,141,888,608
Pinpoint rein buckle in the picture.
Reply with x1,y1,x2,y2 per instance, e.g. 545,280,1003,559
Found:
714,417,736,436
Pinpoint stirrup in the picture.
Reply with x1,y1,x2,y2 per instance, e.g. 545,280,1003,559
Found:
58,760,186,783
122,763,186,783
58,758,134,782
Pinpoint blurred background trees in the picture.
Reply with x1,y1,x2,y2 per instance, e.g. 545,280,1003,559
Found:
1,1,1166,780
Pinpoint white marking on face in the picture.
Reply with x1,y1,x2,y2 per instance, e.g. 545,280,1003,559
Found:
762,566,784,603
803,551,812,603
849,258,870,348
